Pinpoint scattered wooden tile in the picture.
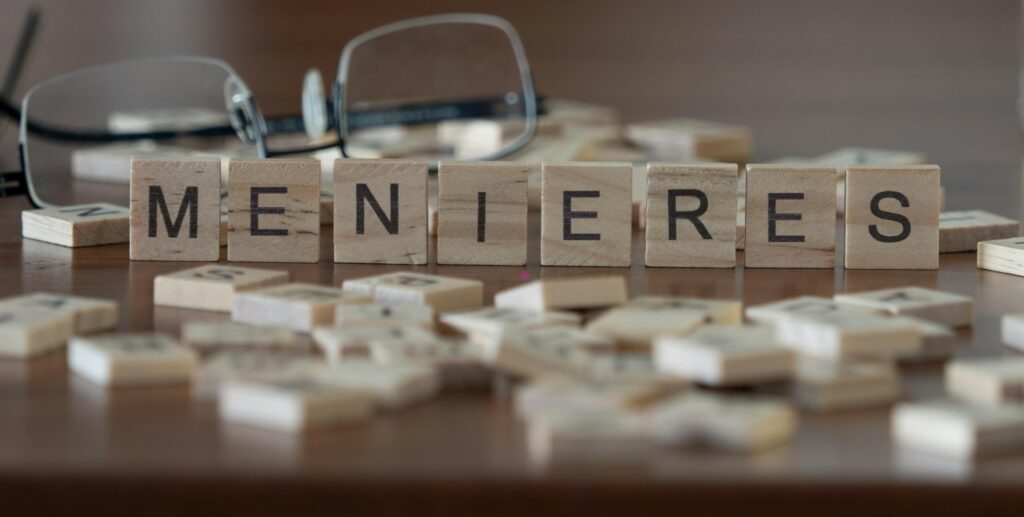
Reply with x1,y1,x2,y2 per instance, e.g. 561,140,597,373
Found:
312,324,437,363
315,360,440,410
341,272,483,313
585,306,706,349
22,203,129,248
227,159,321,263
439,307,581,343
219,378,373,433
790,358,899,412
154,264,289,312
892,399,1024,460
654,325,795,387
0,307,73,358
334,302,434,329
624,118,752,162
812,147,927,170
625,296,743,324
844,166,941,269
834,286,973,328
526,411,652,466
516,376,686,421
181,321,297,351
946,357,1024,407
232,283,370,332
493,276,628,311
744,165,837,268
196,350,322,397
130,158,221,261
437,161,530,265
540,162,632,267
645,163,738,267
369,337,490,390
587,352,682,384
69,333,197,387
650,393,797,452
0,292,117,334
333,159,427,264
939,210,1019,253
746,296,882,325
1003,313,1024,352
775,312,922,361
482,326,606,379
977,237,1024,277
895,317,957,363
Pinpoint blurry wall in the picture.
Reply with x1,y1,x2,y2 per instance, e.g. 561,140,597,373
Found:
0,0,1019,208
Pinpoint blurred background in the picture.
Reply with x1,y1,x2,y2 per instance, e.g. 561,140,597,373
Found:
0,0,1019,210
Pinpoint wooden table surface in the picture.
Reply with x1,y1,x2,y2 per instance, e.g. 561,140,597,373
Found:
3,0,1024,514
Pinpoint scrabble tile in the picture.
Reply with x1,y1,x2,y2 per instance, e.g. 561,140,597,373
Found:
892,399,1024,460
650,393,797,452
946,357,1024,407
341,272,483,313
622,296,743,324
585,306,706,349
812,147,927,170
745,296,882,325
369,336,490,390
0,307,73,358
515,376,687,421
526,411,652,466
645,163,738,267
1002,313,1024,352
439,307,581,343
834,286,973,328
624,118,752,162
775,312,922,361
587,352,682,384
315,361,440,410
437,162,530,265
69,333,197,387
844,166,941,269
654,325,795,387
790,358,898,412
232,283,370,332
896,317,957,363
541,162,632,267
219,378,373,433
130,158,221,261
493,276,628,311
196,350,322,396
481,326,606,379
939,210,1019,253
977,237,1024,277
181,321,297,351
333,159,427,264
228,159,321,263
334,302,434,329
22,203,129,247
0,292,117,334
154,265,289,312
744,165,837,268
312,324,436,363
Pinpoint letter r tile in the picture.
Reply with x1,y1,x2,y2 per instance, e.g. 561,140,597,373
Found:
745,165,836,268
227,159,320,263
541,162,632,267
844,166,940,269
645,163,737,268
130,158,221,261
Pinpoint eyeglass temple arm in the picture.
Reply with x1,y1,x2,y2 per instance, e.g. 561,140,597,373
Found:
0,6,40,138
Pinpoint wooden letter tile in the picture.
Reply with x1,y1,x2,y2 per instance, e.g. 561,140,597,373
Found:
196,351,322,397
744,165,837,268
437,161,530,265
334,302,434,329
645,163,738,267
834,286,973,328
315,361,439,410
585,305,707,349
333,159,427,264
341,272,482,313
654,325,795,387
977,237,1024,277
227,159,320,263
219,378,373,433
650,393,797,452
154,264,289,312
22,203,129,247
69,332,197,387
181,322,297,352
232,283,371,332
130,158,221,261
541,162,632,267
791,358,898,412
312,325,437,363
0,292,117,335
0,307,73,358
1002,313,1024,352
844,166,941,269
493,275,628,311
946,357,1024,407
939,210,1019,253
892,400,1024,460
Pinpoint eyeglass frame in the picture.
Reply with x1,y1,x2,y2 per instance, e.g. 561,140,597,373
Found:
0,12,539,208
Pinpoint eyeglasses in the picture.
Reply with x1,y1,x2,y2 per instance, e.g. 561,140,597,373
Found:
0,12,538,208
